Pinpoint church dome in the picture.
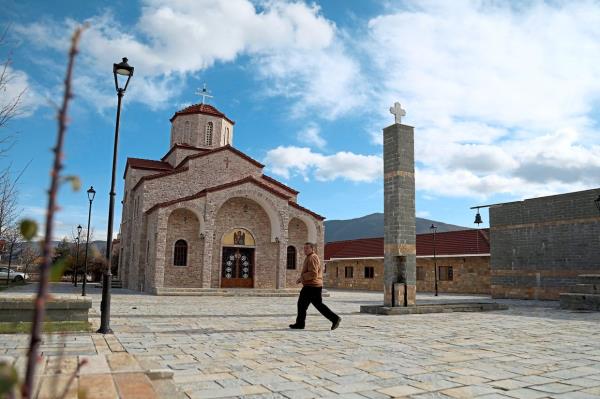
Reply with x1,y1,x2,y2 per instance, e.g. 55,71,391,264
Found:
170,103,235,125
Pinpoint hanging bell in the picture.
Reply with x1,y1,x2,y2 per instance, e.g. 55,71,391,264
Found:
474,211,483,225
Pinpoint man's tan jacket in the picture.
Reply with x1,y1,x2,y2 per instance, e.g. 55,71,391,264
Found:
300,252,323,287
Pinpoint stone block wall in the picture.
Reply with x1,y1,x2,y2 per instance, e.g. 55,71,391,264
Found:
490,188,600,300
164,208,203,287
286,218,309,287
170,113,233,149
324,256,490,294
325,259,384,290
416,256,490,294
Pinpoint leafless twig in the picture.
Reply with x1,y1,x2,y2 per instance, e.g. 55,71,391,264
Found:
22,26,85,398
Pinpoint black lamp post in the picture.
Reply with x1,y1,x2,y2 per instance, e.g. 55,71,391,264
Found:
98,57,134,334
73,225,82,286
82,186,96,296
595,195,600,215
5,239,15,285
430,223,438,297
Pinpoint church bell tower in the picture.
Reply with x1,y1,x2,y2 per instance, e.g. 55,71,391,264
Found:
169,86,235,150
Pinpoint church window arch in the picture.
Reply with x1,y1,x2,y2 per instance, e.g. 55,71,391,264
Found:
226,127,230,144
286,246,297,269
183,121,191,144
205,122,213,146
173,239,188,266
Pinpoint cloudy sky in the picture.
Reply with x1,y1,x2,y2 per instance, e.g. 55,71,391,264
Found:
1,0,599,240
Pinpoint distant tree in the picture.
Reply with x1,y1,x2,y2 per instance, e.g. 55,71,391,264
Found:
19,243,40,275
1,224,20,268
0,26,28,242
0,26,26,149
52,237,73,278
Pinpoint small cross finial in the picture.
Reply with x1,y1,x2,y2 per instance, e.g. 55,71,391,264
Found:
389,102,406,124
196,83,213,104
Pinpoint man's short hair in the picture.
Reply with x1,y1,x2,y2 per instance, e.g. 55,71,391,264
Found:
304,242,317,250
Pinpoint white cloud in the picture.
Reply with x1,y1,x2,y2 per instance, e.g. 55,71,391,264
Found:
21,205,109,241
297,123,326,149
416,210,430,218
264,146,382,183
15,0,362,117
364,0,600,199
0,66,43,118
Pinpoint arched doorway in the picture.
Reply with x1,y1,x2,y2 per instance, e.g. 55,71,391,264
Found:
221,228,256,288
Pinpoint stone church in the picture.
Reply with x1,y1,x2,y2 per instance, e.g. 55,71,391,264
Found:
118,101,325,294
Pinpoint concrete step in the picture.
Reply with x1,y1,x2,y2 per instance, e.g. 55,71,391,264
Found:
560,293,600,311
95,279,123,289
577,274,600,285
570,284,600,294
360,302,508,315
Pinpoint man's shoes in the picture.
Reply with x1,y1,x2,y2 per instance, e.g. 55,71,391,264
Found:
331,317,341,330
289,324,304,329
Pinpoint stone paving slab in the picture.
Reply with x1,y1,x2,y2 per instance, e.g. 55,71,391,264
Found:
3,283,600,398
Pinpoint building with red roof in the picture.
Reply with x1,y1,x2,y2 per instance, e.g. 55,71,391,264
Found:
119,99,324,294
324,229,491,294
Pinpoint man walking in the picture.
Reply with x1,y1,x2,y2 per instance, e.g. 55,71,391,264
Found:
290,242,341,330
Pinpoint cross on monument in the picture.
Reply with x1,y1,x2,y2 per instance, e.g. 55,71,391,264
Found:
389,102,406,124
196,84,213,104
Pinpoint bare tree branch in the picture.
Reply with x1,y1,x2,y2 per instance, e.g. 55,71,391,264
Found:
22,26,85,399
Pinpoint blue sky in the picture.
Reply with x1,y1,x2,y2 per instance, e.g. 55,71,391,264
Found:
1,0,599,240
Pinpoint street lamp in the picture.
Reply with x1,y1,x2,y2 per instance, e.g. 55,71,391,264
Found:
430,223,438,297
82,186,96,296
98,57,134,334
595,195,600,215
73,225,82,287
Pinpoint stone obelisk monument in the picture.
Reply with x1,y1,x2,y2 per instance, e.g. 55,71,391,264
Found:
383,103,416,307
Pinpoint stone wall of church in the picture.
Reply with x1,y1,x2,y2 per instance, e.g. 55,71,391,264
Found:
163,147,204,168
170,114,233,149
211,197,276,289
139,152,262,214
121,167,159,290
260,179,298,202
164,208,203,287
286,218,308,287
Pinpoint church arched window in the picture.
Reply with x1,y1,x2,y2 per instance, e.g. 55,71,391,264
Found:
225,127,230,144
183,121,191,144
174,240,188,266
286,246,296,269
205,122,213,146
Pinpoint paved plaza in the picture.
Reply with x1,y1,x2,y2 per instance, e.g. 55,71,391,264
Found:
2,283,600,398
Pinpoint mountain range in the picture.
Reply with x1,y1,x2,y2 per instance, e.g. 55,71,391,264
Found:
324,213,469,242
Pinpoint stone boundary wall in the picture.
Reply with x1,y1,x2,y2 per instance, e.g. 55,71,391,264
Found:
0,297,92,322
489,188,600,300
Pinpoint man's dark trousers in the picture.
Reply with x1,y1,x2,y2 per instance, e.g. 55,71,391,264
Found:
295,286,338,327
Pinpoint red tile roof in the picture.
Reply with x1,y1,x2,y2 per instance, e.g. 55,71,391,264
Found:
324,229,490,260
124,158,172,178
170,103,235,124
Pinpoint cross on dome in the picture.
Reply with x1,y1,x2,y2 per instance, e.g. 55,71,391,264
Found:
389,102,406,124
196,84,213,104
